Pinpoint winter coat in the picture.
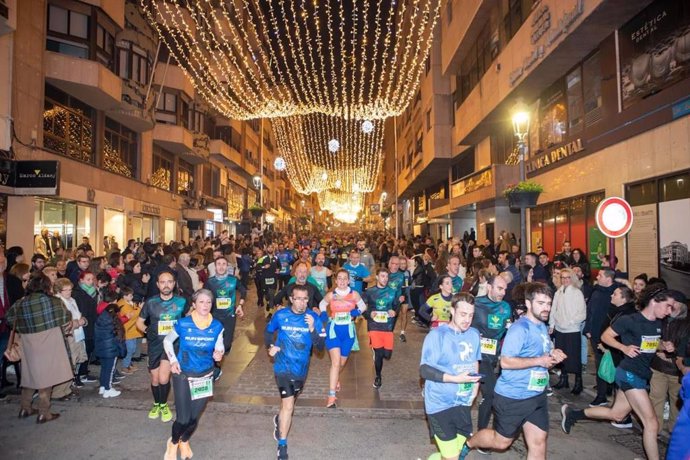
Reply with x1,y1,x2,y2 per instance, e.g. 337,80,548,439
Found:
94,311,125,359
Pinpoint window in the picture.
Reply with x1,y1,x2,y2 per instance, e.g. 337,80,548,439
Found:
566,67,583,133
538,80,567,150
104,117,138,178
43,84,95,163
152,147,173,191
46,4,90,59
426,110,431,131
156,92,189,126
202,164,222,197
582,52,602,126
118,43,149,85
96,24,114,69
177,159,194,197
450,149,475,182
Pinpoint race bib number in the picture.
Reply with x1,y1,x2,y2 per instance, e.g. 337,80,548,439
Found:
373,311,389,323
216,298,232,310
480,337,498,355
158,320,175,336
188,376,213,400
456,382,474,397
333,312,351,325
264,278,275,286
527,370,549,392
640,335,660,353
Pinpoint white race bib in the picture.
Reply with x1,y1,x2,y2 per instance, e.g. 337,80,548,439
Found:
372,311,389,324
333,312,351,325
527,370,549,392
188,375,213,400
480,337,498,355
158,320,175,336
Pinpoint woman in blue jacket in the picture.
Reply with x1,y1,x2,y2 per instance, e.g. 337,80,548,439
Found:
94,303,125,398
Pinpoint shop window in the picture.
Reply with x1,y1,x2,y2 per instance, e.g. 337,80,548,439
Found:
43,84,95,163
555,201,569,253
152,146,173,191
627,180,658,206
569,196,587,252
541,203,556,256
104,117,138,178
530,207,542,251
660,173,690,202
34,198,95,251
177,159,194,197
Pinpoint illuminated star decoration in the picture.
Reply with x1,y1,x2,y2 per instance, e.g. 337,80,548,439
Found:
142,0,440,120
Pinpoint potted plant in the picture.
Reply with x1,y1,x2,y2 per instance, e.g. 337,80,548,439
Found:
503,181,543,209
248,203,266,218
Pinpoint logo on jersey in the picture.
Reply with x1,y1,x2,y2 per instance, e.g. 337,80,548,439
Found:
488,314,502,329
459,341,474,361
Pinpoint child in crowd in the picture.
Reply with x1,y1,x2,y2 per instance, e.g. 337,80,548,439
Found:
117,287,142,374
94,303,126,398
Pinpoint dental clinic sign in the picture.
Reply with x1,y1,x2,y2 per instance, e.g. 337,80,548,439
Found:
509,0,585,87
0,160,59,195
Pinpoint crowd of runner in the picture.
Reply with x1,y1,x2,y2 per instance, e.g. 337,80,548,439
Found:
1,229,689,460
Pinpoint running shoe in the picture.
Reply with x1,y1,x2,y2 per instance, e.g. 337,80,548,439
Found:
588,396,609,407
80,375,97,383
326,396,337,409
102,388,121,398
72,377,85,389
373,376,382,389
273,414,280,441
148,403,161,420
98,386,105,395
277,444,288,460
400,333,407,342
560,404,574,434
611,416,633,429
160,403,173,423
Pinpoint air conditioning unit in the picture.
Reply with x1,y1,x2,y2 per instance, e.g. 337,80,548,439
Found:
0,0,16,36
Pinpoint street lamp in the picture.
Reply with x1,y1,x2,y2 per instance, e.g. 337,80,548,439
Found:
381,191,388,202
252,175,262,189
512,101,530,256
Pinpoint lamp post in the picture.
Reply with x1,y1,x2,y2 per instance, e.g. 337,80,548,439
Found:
252,174,262,228
511,101,530,256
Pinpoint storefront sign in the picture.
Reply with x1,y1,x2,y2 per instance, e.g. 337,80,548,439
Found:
142,203,161,215
619,0,690,109
0,160,59,195
526,138,584,173
451,168,492,198
509,0,585,87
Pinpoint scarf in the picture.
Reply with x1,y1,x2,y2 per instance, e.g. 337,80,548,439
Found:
80,282,97,298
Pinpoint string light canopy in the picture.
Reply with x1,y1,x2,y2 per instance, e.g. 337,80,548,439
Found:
271,112,384,195
142,0,440,120
317,189,363,223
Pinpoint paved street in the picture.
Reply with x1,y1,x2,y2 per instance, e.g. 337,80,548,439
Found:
0,288,666,459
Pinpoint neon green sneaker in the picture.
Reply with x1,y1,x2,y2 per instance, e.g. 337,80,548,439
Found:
148,403,160,420
160,403,173,423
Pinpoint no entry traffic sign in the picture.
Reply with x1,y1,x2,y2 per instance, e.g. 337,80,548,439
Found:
595,197,633,239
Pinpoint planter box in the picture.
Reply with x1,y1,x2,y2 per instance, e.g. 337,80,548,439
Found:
249,209,265,218
507,191,540,209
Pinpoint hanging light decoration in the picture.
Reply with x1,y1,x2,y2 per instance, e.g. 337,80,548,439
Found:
142,0,440,120
328,139,340,153
272,112,385,195
361,120,374,134
317,188,364,217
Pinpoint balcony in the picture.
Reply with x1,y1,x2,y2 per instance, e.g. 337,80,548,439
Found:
44,51,121,111
209,139,242,169
449,164,518,210
154,64,194,100
427,198,451,219
153,123,193,154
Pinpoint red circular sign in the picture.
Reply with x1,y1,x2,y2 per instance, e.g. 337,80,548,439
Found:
595,197,633,239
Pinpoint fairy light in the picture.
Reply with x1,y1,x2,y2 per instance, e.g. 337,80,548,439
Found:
328,138,340,153
142,0,440,120
274,156,286,171
361,120,374,134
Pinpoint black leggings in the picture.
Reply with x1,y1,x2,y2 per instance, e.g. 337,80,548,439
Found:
373,348,392,377
213,312,237,355
171,372,211,443
477,357,498,430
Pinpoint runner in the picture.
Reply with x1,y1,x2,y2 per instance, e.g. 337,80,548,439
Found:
471,274,512,432
265,285,326,460
397,256,413,342
560,284,675,460
276,242,294,290
362,268,399,388
420,275,454,328
341,249,372,295
420,292,481,460
463,282,566,459
432,254,464,295
309,252,332,296
386,256,409,342
163,289,224,460
203,257,247,380
319,269,368,408
256,244,279,318
137,270,188,423
273,261,323,313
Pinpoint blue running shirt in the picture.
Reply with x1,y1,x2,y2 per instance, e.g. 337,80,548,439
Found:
265,308,325,380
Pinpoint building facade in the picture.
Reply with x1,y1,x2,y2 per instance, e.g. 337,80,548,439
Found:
0,0,298,255
389,0,690,295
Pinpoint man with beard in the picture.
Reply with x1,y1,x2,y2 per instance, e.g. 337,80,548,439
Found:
463,282,566,459
309,253,332,296
204,257,247,379
137,271,188,423
342,250,372,295
274,262,323,313
356,239,376,286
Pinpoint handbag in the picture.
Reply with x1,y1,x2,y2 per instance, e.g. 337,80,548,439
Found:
597,350,616,384
3,317,22,362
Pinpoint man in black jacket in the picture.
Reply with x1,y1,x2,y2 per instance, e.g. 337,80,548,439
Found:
582,268,617,407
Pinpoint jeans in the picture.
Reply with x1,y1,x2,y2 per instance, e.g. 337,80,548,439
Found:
0,329,9,369
580,323,588,366
99,357,117,390
122,339,137,368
